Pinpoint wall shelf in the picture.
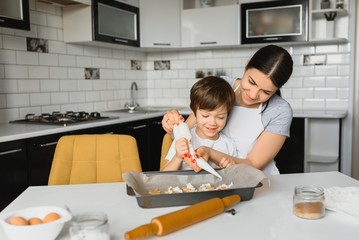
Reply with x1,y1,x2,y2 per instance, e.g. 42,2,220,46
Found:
311,8,348,17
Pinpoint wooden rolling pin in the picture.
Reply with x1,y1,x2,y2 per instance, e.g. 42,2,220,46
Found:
125,194,241,239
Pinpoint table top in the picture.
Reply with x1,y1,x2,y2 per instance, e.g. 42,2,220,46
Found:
0,171,358,240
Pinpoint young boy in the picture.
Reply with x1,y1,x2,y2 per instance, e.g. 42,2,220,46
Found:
162,76,237,171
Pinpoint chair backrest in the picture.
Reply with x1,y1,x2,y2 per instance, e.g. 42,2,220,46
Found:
48,134,142,185
159,133,173,170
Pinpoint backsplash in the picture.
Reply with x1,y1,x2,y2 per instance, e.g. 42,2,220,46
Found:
0,0,351,123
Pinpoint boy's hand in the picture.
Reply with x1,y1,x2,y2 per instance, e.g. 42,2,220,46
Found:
219,157,236,168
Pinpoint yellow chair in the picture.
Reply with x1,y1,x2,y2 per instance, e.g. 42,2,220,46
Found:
159,133,173,170
48,134,142,185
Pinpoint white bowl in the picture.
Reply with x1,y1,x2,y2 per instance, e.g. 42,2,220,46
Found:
0,206,72,240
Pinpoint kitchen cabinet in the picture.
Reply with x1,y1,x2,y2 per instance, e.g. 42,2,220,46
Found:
147,117,166,171
118,117,167,172
118,119,149,171
304,118,341,172
0,140,28,211
275,118,305,174
140,0,181,48
309,0,349,42
275,116,342,174
181,3,239,48
27,133,65,186
63,0,140,48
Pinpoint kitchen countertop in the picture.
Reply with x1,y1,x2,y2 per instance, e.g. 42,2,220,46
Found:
0,171,358,240
292,109,347,118
0,108,346,143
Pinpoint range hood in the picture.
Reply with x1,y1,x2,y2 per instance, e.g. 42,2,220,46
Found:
38,0,90,7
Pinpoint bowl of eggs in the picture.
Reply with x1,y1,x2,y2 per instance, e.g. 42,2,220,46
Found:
0,206,72,240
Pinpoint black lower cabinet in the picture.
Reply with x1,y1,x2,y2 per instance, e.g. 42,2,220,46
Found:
69,124,117,135
147,117,166,171
0,140,28,211
114,117,166,172
118,120,149,171
275,118,305,174
27,133,65,186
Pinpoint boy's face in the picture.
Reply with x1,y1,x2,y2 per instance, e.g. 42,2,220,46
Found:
195,105,228,140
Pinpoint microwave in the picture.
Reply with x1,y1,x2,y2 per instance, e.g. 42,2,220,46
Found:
240,0,309,44
0,0,30,30
92,0,140,47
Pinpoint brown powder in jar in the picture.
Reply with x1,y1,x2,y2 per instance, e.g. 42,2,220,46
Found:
294,202,325,219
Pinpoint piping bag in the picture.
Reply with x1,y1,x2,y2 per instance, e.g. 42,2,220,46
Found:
173,122,222,180
124,194,240,239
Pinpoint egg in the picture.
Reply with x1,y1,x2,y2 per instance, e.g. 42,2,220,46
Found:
43,212,61,223
28,217,43,225
8,216,28,226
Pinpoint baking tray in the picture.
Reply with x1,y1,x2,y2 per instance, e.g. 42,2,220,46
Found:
126,170,262,208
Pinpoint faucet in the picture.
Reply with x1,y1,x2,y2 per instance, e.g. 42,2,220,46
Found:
125,81,139,111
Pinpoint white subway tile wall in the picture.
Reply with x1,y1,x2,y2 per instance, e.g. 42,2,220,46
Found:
0,0,351,123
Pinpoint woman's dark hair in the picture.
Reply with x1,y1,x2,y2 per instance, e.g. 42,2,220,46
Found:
190,76,235,115
245,45,293,96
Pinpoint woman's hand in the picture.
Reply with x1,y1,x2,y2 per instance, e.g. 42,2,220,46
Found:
162,109,184,138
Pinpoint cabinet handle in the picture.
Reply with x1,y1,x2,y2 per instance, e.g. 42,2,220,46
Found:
152,121,162,125
0,148,22,155
128,124,147,130
200,41,217,45
38,141,58,147
114,38,129,43
153,43,171,46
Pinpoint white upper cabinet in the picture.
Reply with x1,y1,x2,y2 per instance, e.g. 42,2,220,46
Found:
181,4,240,48
140,0,181,48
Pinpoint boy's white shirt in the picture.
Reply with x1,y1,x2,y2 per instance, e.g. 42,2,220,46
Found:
165,126,238,170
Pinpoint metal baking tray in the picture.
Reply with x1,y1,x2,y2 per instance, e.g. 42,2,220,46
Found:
126,170,262,208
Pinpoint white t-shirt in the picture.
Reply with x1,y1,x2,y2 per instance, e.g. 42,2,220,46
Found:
165,127,237,170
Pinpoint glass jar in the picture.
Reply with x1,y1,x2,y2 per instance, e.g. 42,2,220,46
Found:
293,185,325,219
200,0,213,8
69,212,110,240
336,0,344,9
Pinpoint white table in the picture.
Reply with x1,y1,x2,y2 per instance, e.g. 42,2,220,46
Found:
1,171,358,240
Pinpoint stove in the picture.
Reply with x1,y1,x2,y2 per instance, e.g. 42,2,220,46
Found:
10,111,113,126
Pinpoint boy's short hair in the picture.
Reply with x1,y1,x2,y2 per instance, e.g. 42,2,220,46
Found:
190,76,235,115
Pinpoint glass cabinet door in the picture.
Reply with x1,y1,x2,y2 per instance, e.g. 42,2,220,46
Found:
0,0,30,30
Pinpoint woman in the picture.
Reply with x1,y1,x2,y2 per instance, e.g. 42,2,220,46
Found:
162,45,293,175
